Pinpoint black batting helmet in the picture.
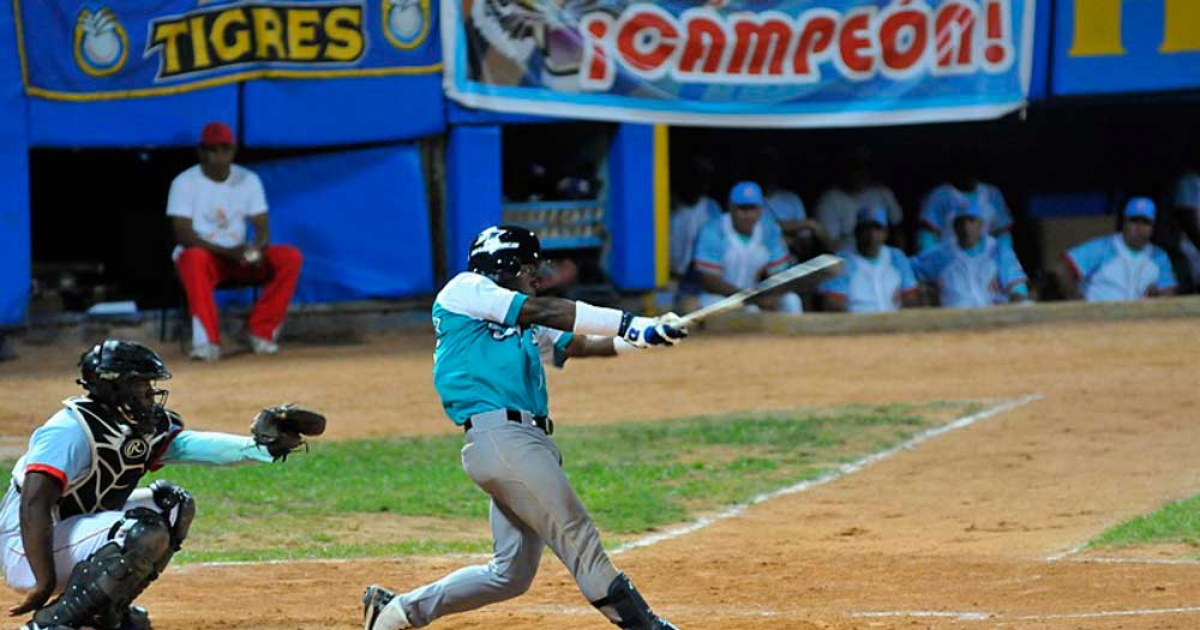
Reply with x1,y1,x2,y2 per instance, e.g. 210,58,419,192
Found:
78,340,171,434
467,225,541,281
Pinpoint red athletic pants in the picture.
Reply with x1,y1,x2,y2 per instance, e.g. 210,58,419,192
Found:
175,246,303,345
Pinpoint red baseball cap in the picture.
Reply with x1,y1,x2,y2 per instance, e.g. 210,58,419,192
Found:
200,122,235,147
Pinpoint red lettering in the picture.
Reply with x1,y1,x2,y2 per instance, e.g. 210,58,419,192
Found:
616,8,679,75
879,1,930,74
837,10,875,77
728,15,792,75
581,14,613,87
983,0,1011,68
935,1,976,71
679,13,726,74
792,13,836,77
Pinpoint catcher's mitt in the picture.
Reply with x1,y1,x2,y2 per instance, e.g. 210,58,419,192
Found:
250,403,326,461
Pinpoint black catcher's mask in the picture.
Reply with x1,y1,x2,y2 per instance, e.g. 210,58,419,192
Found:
78,340,171,436
467,225,542,284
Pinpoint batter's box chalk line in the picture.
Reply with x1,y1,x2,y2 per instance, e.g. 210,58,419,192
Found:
186,394,1040,571
612,394,1043,555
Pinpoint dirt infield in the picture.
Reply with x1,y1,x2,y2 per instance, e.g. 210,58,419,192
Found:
2,318,1199,629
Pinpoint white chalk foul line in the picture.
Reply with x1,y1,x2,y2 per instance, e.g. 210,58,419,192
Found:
613,394,1042,555
851,606,1200,621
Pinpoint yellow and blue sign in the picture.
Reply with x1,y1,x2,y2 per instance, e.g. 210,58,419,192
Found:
17,0,442,100
1053,0,1200,95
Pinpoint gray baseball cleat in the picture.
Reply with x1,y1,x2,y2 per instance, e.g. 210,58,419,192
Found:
20,622,76,630
362,584,411,630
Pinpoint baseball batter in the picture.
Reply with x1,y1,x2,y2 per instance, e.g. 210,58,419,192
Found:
4,340,318,630
911,203,1029,308
363,226,687,630
1059,198,1177,302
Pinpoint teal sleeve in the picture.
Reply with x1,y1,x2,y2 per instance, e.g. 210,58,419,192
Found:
916,230,939,253
162,430,273,466
504,293,528,327
552,332,575,368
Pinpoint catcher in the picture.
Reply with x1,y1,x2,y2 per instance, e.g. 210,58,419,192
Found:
2,339,325,630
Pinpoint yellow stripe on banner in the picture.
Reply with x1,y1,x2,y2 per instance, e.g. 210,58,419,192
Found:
21,63,444,102
653,124,670,288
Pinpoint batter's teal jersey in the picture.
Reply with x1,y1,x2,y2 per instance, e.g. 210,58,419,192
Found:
432,272,574,426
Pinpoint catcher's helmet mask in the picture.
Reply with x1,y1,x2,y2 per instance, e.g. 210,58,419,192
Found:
78,340,172,436
467,225,542,287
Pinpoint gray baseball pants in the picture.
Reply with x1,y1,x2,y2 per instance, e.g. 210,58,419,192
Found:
395,418,620,627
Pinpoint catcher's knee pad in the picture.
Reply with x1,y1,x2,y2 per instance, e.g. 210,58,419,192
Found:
33,509,174,629
590,573,679,630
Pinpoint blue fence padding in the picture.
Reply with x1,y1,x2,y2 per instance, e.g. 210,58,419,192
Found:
1029,0,1052,102
445,100,559,126
1027,193,1113,219
606,124,655,290
445,125,502,276
0,7,28,325
249,144,434,303
243,75,446,147
28,88,238,148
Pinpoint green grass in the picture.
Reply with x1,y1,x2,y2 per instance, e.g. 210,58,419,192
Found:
5,402,975,563
1090,494,1200,553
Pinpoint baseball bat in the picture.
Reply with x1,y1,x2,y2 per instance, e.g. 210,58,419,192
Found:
678,254,844,326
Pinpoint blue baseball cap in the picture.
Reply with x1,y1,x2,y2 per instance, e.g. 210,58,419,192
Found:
1123,197,1156,222
856,205,888,227
950,200,983,223
729,181,764,206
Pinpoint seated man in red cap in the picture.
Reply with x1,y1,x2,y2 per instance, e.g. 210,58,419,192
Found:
167,122,303,361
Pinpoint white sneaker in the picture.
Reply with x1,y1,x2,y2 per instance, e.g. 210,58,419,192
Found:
249,335,279,355
189,344,221,362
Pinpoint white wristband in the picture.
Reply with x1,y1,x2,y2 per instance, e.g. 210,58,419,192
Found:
573,302,625,336
612,338,636,355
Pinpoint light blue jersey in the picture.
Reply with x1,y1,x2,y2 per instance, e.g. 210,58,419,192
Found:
911,236,1028,308
1065,234,1177,302
432,272,574,426
819,246,917,313
918,183,1013,251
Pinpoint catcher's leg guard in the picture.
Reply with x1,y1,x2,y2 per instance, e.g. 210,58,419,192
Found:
591,574,681,630
32,508,174,630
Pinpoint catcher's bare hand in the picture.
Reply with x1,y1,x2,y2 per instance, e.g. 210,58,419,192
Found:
250,403,326,461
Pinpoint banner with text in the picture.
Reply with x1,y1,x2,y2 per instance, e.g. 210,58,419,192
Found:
443,0,1035,127
17,0,441,100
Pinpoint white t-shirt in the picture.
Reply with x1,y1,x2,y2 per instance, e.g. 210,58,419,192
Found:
815,185,903,250
166,164,268,249
1173,170,1200,281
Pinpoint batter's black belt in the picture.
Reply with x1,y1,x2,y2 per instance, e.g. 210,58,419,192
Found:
463,409,554,435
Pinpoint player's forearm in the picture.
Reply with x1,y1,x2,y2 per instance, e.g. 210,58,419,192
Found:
517,296,579,331
19,489,58,589
1175,206,1200,249
172,220,239,259
164,430,273,466
698,273,739,297
566,335,621,358
1054,264,1081,300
